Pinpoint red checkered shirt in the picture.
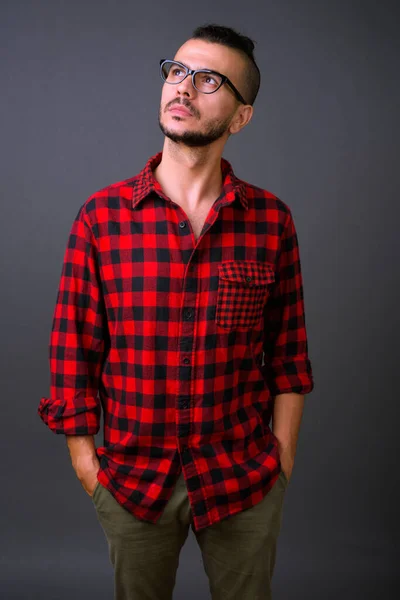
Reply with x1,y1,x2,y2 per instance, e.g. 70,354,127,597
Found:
38,150,315,532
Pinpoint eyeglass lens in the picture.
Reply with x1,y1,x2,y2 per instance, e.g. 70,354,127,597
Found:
161,61,223,94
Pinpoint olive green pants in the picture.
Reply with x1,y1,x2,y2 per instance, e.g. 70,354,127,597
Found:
91,469,288,600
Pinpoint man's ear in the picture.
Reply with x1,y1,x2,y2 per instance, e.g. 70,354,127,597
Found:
229,105,254,135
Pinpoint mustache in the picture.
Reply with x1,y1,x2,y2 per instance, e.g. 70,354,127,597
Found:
167,99,197,116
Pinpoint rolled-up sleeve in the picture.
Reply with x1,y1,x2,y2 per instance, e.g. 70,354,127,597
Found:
38,203,108,434
262,208,315,396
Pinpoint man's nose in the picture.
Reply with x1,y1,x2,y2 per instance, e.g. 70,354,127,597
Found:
176,74,196,97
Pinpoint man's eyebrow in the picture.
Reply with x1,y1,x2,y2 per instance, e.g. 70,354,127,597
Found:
175,59,218,73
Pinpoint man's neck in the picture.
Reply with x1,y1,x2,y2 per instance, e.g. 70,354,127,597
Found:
153,140,224,210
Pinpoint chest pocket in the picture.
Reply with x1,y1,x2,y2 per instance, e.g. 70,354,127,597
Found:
215,260,275,329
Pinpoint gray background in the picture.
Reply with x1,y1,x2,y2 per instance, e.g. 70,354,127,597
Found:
1,0,399,598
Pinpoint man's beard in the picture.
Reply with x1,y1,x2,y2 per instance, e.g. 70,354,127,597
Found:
158,107,232,147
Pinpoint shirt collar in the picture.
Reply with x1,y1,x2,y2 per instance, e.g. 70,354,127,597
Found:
130,151,248,211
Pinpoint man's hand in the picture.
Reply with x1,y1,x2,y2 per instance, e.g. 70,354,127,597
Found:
272,392,305,483
65,434,100,496
76,460,101,496
279,448,295,482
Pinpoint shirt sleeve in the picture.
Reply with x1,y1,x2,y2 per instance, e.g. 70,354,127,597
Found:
261,207,315,396
38,204,108,435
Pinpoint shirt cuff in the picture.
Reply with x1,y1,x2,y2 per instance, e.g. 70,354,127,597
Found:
38,395,101,435
261,355,315,396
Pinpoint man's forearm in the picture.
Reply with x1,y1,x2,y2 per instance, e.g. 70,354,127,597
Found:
272,393,305,472
65,434,98,475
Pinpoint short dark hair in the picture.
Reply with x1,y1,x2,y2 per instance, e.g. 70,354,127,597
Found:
190,23,261,106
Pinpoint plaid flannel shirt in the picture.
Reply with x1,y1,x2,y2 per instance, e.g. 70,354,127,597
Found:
38,151,314,532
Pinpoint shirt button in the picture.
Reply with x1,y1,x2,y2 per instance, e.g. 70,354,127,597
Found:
246,276,252,282
184,309,193,319
183,357,190,365
179,221,186,228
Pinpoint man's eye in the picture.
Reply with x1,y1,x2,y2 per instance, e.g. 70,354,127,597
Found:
198,74,219,87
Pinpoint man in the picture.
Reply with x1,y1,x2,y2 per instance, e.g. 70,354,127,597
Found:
38,23,314,600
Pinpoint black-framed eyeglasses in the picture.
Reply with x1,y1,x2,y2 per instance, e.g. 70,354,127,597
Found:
159,59,248,105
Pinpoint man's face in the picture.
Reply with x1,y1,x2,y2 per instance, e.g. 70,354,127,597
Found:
158,39,249,148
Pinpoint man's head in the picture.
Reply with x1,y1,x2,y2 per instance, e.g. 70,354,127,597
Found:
158,24,260,148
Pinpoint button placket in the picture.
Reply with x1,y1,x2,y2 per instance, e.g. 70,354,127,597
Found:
173,199,220,489
175,249,198,476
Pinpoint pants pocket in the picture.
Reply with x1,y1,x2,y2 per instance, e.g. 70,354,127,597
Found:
91,480,102,504
279,469,289,487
